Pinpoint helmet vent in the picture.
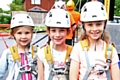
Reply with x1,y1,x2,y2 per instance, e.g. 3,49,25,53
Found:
66,14,68,18
13,17,15,20
27,16,30,19
101,6,104,10
83,6,87,12
49,12,52,17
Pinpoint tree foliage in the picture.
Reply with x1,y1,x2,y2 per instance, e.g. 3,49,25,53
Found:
9,0,24,11
0,14,11,24
114,0,120,16
0,8,3,13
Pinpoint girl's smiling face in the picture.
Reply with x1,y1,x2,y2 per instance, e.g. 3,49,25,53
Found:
13,26,33,48
84,21,105,40
47,27,68,46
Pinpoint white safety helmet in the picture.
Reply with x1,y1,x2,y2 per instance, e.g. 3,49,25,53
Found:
53,0,66,10
81,1,108,22
11,13,34,29
45,9,70,28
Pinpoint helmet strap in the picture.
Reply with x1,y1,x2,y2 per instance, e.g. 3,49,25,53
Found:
83,25,87,37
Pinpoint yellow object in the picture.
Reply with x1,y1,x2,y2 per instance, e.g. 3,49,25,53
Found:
80,39,114,59
80,39,89,51
10,45,20,62
10,45,37,62
44,45,73,64
66,0,75,10
104,0,110,20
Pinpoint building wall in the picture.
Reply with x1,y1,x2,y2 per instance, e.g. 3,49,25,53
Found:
23,0,54,11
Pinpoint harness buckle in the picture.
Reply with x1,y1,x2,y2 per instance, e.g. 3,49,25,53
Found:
51,65,68,75
106,59,112,63
19,64,31,73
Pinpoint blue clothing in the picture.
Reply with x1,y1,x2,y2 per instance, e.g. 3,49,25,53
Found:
0,46,37,80
118,60,120,69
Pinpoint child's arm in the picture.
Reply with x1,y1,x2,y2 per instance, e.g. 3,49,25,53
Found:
111,63,120,80
110,47,120,80
0,49,8,79
37,55,44,80
69,59,79,80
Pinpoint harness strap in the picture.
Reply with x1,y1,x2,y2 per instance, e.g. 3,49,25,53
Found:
10,46,20,62
44,45,53,64
80,39,113,80
9,45,38,80
48,61,54,80
44,45,72,80
83,47,93,80
10,46,21,80
106,43,112,80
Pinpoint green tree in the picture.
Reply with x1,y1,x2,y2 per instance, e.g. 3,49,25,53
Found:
9,0,24,11
0,8,3,13
114,0,120,16
0,14,11,24
3,10,11,14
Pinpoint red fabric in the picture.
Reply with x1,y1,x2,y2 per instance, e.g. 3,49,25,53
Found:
21,53,26,80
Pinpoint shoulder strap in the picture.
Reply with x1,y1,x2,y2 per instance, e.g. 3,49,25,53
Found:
44,45,73,64
10,45,20,62
32,45,38,58
44,45,73,80
65,45,73,62
105,43,114,60
44,45,53,64
10,45,37,62
80,39,89,51
104,43,114,80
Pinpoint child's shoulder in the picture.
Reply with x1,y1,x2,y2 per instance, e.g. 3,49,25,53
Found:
1,48,12,58
3,48,10,53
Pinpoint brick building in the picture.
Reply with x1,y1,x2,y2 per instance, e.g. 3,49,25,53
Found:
22,0,54,12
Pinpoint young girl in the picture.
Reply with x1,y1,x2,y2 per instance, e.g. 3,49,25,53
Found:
52,0,76,46
69,1,120,80
37,9,73,80
0,13,38,80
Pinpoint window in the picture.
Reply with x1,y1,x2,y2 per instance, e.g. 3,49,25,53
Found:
31,0,41,5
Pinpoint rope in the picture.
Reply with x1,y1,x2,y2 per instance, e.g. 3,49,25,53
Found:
1,36,9,48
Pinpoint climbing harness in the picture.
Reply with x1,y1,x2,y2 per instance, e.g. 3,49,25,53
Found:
80,39,114,80
44,44,72,80
9,45,38,80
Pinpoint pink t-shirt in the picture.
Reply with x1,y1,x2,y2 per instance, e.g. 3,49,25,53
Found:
70,41,119,80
